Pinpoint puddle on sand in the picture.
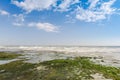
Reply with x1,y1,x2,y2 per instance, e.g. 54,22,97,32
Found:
0,59,19,65
20,51,75,63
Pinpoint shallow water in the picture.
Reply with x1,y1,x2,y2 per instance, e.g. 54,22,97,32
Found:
0,59,19,65
0,46,120,67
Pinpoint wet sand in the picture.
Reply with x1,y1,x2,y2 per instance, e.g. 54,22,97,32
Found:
0,46,120,67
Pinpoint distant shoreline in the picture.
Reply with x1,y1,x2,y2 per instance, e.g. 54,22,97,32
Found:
1,45,120,47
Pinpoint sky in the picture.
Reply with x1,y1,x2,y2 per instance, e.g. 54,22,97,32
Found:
0,0,120,46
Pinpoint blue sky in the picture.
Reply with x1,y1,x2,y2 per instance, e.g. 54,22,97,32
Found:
0,0,120,46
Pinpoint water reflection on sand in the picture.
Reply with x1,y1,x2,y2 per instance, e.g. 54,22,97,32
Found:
0,46,120,67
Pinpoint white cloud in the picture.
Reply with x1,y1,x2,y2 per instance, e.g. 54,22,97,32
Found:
0,10,9,15
12,0,118,22
56,0,79,12
11,14,59,32
12,22,24,26
28,22,59,32
75,0,116,22
88,0,99,9
12,0,80,12
12,0,57,12
75,7,106,22
12,14,25,26
100,0,116,14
